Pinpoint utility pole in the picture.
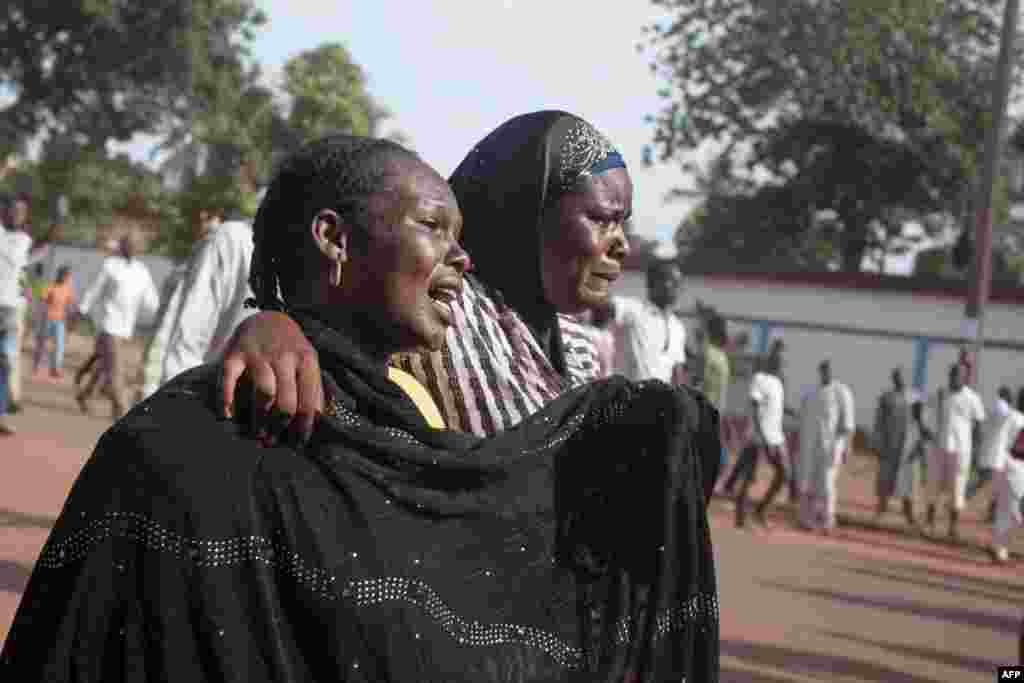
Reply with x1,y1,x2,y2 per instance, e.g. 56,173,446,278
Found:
965,0,1020,389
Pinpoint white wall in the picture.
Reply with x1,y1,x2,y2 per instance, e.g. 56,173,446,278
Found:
688,274,1020,344
30,244,178,331
614,270,1024,428
34,244,178,296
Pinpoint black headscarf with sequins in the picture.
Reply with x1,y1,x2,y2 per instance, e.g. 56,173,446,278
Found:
448,111,626,375
2,300,720,682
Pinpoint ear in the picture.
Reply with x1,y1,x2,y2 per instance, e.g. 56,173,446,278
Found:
310,209,351,267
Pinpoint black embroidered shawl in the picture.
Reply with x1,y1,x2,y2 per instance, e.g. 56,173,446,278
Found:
1,311,720,682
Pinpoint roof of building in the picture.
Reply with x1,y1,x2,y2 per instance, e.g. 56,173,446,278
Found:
677,266,1024,305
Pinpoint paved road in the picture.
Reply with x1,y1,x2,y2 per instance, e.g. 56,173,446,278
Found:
1,332,1021,681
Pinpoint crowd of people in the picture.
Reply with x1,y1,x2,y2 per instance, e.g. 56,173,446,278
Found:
0,108,1020,679
0,196,257,429
698,337,1024,564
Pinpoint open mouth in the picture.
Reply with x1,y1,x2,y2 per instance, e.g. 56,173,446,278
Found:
592,271,620,284
589,272,620,291
428,282,460,323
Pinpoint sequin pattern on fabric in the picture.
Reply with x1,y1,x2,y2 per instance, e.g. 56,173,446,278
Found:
556,120,618,194
344,575,585,669
612,592,720,644
345,575,718,670
36,510,339,600
34,508,718,671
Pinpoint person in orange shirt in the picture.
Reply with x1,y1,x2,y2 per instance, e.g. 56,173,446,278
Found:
33,265,74,378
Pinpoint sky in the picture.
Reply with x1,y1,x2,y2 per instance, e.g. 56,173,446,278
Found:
121,0,703,251
108,0,959,273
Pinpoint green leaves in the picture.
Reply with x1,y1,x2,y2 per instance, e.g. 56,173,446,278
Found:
282,43,388,143
0,0,267,151
643,0,1022,272
0,3,396,257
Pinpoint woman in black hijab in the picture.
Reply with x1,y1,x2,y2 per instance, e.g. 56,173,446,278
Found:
2,136,719,682
219,111,635,438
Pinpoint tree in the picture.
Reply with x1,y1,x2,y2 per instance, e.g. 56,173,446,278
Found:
148,171,257,261
0,0,266,153
754,119,964,271
160,40,394,200
8,136,172,245
644,0,1022,271
282,43,391,143
678,179,828,271
154,40,397,261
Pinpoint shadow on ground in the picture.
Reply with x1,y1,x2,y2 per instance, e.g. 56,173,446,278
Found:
20,394,91,418
0,507,56,529
820,550,1024,597
822,561,1021,604
818,629,1002,676
760,580,1020,634
721,638,945,683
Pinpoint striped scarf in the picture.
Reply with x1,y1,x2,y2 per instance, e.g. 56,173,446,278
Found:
392,277,601,436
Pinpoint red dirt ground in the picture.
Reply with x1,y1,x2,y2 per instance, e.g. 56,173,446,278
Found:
1,331,1021,681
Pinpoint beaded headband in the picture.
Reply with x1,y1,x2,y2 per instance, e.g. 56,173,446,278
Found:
552,120,626,197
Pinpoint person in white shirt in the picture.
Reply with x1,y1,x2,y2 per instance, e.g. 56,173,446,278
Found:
732,359,789,530
76,234,160,419
138,262,188,401
74,237,137,390
923,363,986,542
990,389,1024,563
4,194,46,414
967,387,1019,518
799,359,855,533
139,216,256,400
608,258,686,384
0,196,35,434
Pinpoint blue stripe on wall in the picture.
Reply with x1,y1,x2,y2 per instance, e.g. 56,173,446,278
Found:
912,337,930,392
752,321,772,354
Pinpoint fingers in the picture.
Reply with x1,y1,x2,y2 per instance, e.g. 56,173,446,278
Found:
271,353,300,421
294,350,323,445
248,360,277,443
217,311,323,450
264,354,298,447
221,354,247,419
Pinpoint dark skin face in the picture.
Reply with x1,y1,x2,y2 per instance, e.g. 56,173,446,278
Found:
196,209,222,240
318,156,470,358
120,236,137,260
819,362,832,386
11,199,28,229
539,167,632,314
892,369,904,391
949,365,963,392
648,263,683,311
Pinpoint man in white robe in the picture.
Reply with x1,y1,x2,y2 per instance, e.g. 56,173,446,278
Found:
924,363,986,542
987,389,1024,563
138,215,255,400
968,387,1017,520
799,359,855,533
